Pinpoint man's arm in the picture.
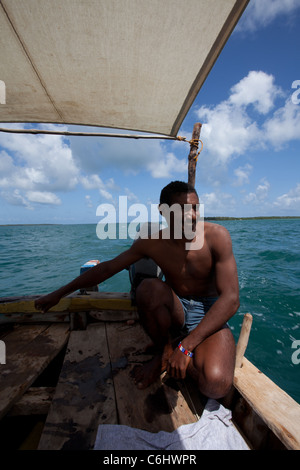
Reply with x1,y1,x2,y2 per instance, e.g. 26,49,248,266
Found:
166,225,239,379
183,225,239,351
35,241,146,313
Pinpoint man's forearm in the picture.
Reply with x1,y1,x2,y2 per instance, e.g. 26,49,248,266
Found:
182,294,239,351
52,261,111,298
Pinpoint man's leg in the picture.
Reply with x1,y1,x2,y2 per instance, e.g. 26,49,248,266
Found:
188,327,236,399
133,278,184,389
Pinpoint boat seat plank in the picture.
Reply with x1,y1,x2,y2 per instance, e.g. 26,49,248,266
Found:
8,386,55,416
0,292,135,315
0,324,49,353
234,357,300,450
105,321,197,433
0,323,69,420
38,323,117,450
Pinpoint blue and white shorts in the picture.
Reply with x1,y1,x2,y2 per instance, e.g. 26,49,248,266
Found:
176,295,229,334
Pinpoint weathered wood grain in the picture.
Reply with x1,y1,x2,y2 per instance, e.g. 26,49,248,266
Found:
38,323,117,450
0,323,69,420
106,321,197,433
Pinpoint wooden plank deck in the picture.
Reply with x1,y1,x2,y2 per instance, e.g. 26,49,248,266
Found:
107,323,196,432
1,301,299,450
37,320,198,450
0,323,69,420
38,323,117,450
106,321,197,433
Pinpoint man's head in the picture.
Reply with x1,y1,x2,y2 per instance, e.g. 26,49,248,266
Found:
159,181,200,240
159,181,198,206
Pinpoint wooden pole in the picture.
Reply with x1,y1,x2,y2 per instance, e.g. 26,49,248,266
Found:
0,128,176,140
188,122,202,187
222,313,253,408
235,313,253,368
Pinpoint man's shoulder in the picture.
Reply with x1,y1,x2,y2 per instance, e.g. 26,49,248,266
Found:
129,233,163,254
204,222,232,251
204,221,230,237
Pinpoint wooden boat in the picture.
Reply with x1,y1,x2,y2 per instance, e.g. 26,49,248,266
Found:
0,292,300,450
1,0,299,451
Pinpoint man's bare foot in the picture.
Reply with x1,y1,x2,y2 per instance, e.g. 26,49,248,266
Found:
131,355,163,389
131,342,174,389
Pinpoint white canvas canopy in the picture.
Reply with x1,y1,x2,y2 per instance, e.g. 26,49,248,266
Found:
0,0,248,137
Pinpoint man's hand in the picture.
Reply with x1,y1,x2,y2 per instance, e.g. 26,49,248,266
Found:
35,291,62,313
166,347,191,380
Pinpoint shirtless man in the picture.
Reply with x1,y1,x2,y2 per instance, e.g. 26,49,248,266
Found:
35,181,239,399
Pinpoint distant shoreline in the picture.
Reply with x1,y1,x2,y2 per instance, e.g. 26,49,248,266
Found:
0,223,61,226
205,216,300,221
1,216,300,226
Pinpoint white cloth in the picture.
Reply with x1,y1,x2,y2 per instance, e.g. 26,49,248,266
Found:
94,399,249,450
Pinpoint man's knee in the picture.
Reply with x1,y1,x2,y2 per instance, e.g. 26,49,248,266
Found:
135,278,167,311
198,365,233,399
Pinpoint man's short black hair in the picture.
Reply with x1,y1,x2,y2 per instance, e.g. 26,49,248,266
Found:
160,181,198,206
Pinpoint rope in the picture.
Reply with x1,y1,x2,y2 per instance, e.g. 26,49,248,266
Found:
177,136,204,161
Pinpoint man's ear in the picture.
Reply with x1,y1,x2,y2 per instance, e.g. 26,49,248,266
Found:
158,203,169,218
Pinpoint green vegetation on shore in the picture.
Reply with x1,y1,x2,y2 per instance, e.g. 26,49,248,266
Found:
1,216,300,226
205,216,300,221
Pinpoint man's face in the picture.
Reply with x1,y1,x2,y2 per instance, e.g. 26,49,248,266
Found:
167,191,200,239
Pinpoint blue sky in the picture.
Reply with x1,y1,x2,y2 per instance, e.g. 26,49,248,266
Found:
0,0,300,224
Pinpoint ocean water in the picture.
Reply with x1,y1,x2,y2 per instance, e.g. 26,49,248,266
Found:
0,219,299,403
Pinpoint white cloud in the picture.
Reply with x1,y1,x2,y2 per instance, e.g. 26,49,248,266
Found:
199,191,236,216
244,178,270,204
237,0,300,32
146,152,187,178
263,98,300,148
0,127,79,191
0,124,79,207
26,191,61,205
229,71,281,114
80,174,115,201
1,189,32,208
196,71,300,169
0,122,188,213
233,164,252,186
0,150,14,173
99,188,113,201
80,174,105,190
124,187,139,202
196,105,257,164
85,195,93,208
70,127,187,179
196,71,269,164
274,183,300,210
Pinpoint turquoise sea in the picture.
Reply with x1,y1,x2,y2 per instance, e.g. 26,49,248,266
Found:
0,219,299,403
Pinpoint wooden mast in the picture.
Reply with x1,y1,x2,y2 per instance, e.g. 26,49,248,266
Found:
188,122,202,187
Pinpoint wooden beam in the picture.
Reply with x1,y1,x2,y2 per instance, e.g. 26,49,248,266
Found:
0,292,136,319
234,357,300,450
0,127,177,140
188,122,202,187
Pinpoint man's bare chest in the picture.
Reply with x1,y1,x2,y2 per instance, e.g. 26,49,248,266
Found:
153,241,214,280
